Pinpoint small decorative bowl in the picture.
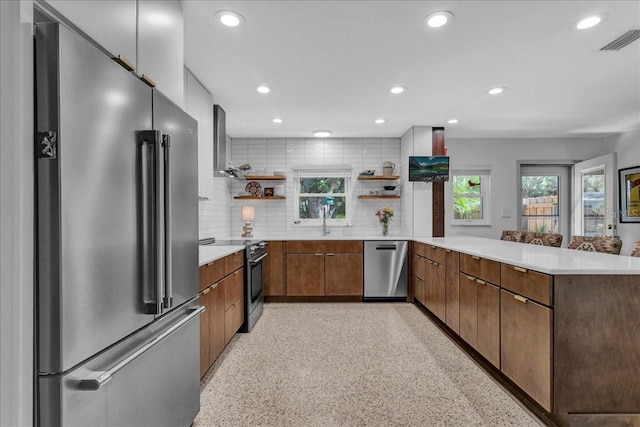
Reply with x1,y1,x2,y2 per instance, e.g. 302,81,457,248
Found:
359,170,375,176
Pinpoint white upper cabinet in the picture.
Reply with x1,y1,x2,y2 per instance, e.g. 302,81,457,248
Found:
45,0,184,108
44,0,137,69
185,69,214,200
137,0,184,107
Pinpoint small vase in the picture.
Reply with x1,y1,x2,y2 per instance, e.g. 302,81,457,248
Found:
382,221,388,236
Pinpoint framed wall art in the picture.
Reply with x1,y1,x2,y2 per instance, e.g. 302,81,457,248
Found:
619,165,640,223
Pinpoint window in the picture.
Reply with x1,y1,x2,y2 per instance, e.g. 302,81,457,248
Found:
451,168,491,226
294,167,351,226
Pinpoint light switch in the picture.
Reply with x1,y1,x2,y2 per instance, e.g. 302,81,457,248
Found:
501,209,511,218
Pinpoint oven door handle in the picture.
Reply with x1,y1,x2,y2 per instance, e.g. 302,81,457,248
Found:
250,253,268,265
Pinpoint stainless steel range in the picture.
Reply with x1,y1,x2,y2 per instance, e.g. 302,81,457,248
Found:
200,239,266,332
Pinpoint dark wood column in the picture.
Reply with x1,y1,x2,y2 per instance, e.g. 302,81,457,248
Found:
432,127,445,237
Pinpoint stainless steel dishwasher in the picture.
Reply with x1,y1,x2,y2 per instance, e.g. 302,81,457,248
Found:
364,241,408,301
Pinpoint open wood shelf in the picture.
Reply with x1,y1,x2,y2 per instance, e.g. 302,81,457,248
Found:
233,196,286,200
357,175,400,181
357,195,401,199
242,175,286,181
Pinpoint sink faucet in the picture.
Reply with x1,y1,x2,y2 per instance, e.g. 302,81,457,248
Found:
322,206,330,236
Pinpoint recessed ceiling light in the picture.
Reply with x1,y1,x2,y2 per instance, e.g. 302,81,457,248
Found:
487,87,506,95
447,119,459,124
374,119,386,124
214,10,245,27
573,13,608,30
255,85,271,94
272,118,283,124
390,86,406,94
313,130,331,137
424,11,454,28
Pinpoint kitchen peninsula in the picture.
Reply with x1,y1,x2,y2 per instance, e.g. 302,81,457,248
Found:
412,236,640,427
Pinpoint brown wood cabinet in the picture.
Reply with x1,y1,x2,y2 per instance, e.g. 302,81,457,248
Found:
198,287,211,377
459,273,478,349
444,249,460,334
285,241,363,297
501,289,552,411
501,263,552,306
198,252,244,378
199,258,224,291
414,275,426,305
264,241,285,296
476,280,500,368
460,253,500,285
458,272,500,368
325,253,363,295
424,258,446,321
286,253,325,296
208,282,225,368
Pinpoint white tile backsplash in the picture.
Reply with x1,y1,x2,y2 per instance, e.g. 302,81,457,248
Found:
201,137,403,239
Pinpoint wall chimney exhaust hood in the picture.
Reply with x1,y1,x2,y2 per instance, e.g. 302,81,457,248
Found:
213,105,240,178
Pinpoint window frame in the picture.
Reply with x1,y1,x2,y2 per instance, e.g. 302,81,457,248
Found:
293,166,352,227
450,168,492,226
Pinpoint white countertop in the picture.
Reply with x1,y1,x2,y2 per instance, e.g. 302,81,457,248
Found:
414,236,640,275
199,245,245,266
247,235,413,241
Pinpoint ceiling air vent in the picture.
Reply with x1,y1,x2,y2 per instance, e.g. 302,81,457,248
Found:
599,29,640,51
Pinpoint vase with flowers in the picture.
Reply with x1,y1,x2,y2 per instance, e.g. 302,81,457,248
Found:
375,206,394,236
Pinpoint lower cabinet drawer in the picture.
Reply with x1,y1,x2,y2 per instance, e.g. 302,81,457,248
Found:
460,253,501,285
500,289,553,412
501,263,552,306
224,298,244,345
224,269,244,310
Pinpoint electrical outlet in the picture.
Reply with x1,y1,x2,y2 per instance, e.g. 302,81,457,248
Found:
501,209,511,218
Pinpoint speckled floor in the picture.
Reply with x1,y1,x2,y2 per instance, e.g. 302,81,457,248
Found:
194,303,542,427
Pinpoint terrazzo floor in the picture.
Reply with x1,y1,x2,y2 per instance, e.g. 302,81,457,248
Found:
194,303,543,427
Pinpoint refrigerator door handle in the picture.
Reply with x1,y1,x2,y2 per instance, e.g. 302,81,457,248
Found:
77,306,205,391
137,130,164,314
162,134,173,309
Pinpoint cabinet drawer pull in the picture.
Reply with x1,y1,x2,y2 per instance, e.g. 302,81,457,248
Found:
211,282,219,290
471,255,480,260
326,253,335,256
445,249,452,253
234,271,240,275
476,279,486,285
514,295,528,303
315,253,323,256
466,275,475,281
514,266,527,273
430,245,436,249
433,262,439,266
201,288,211,295
140,74,156,88
113,54,135,72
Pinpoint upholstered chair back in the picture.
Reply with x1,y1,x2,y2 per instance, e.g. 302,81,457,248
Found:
568,235,623,255
523,232,563,247
500,230,525,243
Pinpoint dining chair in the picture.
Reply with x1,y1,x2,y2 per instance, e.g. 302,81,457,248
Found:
631,241,640,257
500,230,525,242
523,232,563,247
567,235,623,255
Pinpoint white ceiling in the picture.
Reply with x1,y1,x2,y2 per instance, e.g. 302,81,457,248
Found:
182,1,640,139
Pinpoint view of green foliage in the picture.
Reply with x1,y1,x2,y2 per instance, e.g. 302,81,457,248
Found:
521,176,558,198
452,176,482,219
298,178,346,219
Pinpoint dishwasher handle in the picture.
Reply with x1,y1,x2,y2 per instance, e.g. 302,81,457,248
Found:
376,245,397,250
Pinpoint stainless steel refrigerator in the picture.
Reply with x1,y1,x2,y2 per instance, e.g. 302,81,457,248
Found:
35,22,202,426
